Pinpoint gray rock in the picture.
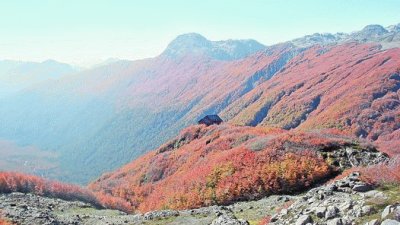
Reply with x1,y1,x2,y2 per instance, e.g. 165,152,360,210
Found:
314,206,326,218
365,219,380,225
364,190,386,198
353,184,372,192
339,200,353,211
381,219,400,225
295,215,312,225
395,207,400,221
143,210,179,220
211,213,249,225
327,218,343,225
382,205,394,219
326,205,339,219
362,205,374,216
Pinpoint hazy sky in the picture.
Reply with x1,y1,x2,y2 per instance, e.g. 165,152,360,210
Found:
1,0,400,67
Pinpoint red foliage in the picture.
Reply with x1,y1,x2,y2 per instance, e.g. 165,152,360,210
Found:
258,216,271,225
89,124,360,212
360,156,400,185
223,43,400,156
0,211,13,225
0,218,13,225
0,172,131,213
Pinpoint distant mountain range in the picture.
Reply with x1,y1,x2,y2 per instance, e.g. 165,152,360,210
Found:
0,23,399,184
0,59,76,98
290,24,400,47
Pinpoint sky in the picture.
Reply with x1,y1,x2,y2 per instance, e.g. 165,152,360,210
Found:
0,0,400,67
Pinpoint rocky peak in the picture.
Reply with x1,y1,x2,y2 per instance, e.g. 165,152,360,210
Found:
290,32,344,47
387,23,400,33
361,24,389,36
162,33,266,60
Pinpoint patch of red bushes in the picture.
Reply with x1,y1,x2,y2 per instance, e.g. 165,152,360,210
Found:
360,156,400,185
89,124,361,212
0,215,13,225
0,172,131,213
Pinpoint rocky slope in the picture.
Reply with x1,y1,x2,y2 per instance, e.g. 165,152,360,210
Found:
269,172,400,225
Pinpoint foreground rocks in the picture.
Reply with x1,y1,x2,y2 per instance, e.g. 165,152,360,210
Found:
269,172,400,225
0,191,297,225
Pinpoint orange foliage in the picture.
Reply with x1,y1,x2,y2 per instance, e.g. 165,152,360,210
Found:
0,210,13,225
258,216,271,225
0,172,131,213
0,218,13,225
88,124,356,212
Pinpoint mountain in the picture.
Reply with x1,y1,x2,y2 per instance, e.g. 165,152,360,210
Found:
162,33,266,60
222,42,400,155
290,24,400,48
0,37,287,184
0,23,400,224
0,59,76,98
0,23,399,185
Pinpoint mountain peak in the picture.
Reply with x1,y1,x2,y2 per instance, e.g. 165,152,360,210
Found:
360,24,388,35
172,33,209,44
387,23,400,32
162,33,266,60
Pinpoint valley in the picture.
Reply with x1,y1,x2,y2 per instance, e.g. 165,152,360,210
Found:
0,20,399,225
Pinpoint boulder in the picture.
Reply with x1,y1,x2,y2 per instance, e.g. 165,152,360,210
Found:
361,205,374,216
326,206,339,219
353,184,372,192
365,219,380,225
314,206,327,218
327,218,343,225
211,213,249,225
143,210,179,220
295,215,312,225
382,205,395,219
381,219,400,225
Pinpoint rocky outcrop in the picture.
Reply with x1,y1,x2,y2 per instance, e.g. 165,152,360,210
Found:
318,145,388,170
269,172,399,225
210,212,249,225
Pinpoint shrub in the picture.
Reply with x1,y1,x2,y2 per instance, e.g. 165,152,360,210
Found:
0,218,14,225
0,171,131,213
360,156,400,185
89,125,345,212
